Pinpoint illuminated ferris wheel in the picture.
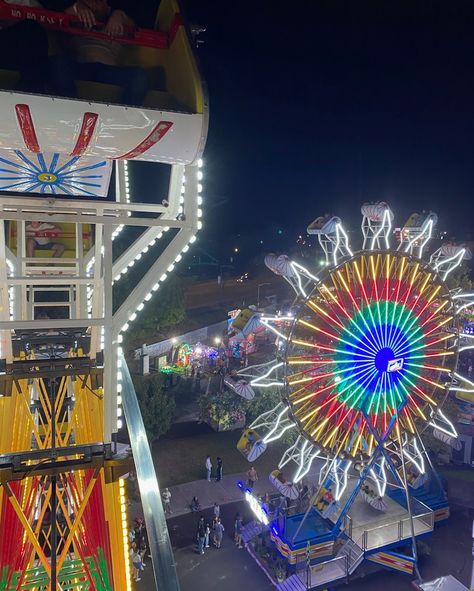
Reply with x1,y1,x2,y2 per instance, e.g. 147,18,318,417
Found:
234,202,474,495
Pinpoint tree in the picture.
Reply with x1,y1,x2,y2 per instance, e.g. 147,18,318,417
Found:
133,373,175,442
135,275,186,331
244,386,281,424
446,264,473,291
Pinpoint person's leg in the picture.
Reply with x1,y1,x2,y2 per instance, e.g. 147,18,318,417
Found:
26,239,37,258
52,243,65,258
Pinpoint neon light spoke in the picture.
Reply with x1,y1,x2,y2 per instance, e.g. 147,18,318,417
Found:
280,249,458,461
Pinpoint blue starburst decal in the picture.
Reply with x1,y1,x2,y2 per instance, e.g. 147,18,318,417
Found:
0,150,112,197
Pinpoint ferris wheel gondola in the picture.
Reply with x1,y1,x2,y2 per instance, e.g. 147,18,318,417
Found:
224,376,256,400
269,470,300,499
307,214,341,235
361,201,394,222
264,254,296,279
0,1,208,589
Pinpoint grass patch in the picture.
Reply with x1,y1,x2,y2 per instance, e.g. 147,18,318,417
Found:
152,428,286,488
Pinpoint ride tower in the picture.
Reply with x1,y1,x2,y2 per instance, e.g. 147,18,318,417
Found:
0,2,208,589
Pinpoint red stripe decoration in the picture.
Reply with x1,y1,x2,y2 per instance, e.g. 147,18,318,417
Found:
115,121,173,160
15,104,40,153
169,12,183,44
71,112,99,156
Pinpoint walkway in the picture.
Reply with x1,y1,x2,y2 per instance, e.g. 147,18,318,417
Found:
165,470,274,517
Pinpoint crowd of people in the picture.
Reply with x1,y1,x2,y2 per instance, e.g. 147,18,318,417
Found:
128,517,149,583
195,511,243,555
0,0,150,105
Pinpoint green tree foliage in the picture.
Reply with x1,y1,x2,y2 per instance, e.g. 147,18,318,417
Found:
446,264,473,291
244,386,281,424
133,373,175,442
135,275,186,331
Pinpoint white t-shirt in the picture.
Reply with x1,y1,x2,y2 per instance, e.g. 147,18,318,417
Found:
26,222,56,245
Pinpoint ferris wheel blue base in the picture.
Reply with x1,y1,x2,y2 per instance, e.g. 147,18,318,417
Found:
243,463,449,589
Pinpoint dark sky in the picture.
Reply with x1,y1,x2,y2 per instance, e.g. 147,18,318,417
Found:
181,0,474,263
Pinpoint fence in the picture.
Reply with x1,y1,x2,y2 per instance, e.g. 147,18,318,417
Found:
133,320,228,360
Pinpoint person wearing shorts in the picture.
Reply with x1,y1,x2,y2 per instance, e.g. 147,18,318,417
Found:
26,221,65,258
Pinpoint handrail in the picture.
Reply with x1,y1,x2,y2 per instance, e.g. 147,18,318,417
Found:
0,1,173,49
355,509,434,551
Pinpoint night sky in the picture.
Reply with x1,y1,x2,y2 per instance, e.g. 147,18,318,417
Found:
179,1,474,265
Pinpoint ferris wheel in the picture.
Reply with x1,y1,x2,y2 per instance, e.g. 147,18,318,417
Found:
236,203,474,503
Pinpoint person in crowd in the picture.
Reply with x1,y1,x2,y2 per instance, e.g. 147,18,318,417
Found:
234,513,243,549
247,466,258,489
213,517,224,549
130,542,143,582
138,534,147,567
205,455,212,482
50,0,149,106
196,516,206,555
26,221,65,258
204,519,211,548
213,502,220,520
190,496,200,512
162,487,172,515
216,457,223,482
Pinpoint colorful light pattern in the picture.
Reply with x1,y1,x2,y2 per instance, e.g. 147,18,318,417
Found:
333,300,423,414
0,150,110,196
286,252,457,458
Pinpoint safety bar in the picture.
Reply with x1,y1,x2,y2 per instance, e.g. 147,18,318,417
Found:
0,1,183,49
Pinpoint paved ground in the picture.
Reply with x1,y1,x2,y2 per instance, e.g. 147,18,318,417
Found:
133,501,473,591
135,500,273,591
130,468,474,591
164,470,281,518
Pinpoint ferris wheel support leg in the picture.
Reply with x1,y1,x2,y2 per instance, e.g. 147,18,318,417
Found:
103,225,116,443
0,220,12,361
395,413,422,584
119,351,180,591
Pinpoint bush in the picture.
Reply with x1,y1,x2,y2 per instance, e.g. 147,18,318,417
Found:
133,373,175,442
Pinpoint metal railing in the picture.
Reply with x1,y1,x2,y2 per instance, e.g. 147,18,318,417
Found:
299,555,349,589
353,508,434,551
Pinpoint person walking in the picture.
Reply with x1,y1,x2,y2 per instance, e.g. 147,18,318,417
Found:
216,457,223,482
247,466,258,489
213,502,220,520
205,455,212,482
213,518,225,549
234,513,243,549
162,487,172,515
196,516,206,555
